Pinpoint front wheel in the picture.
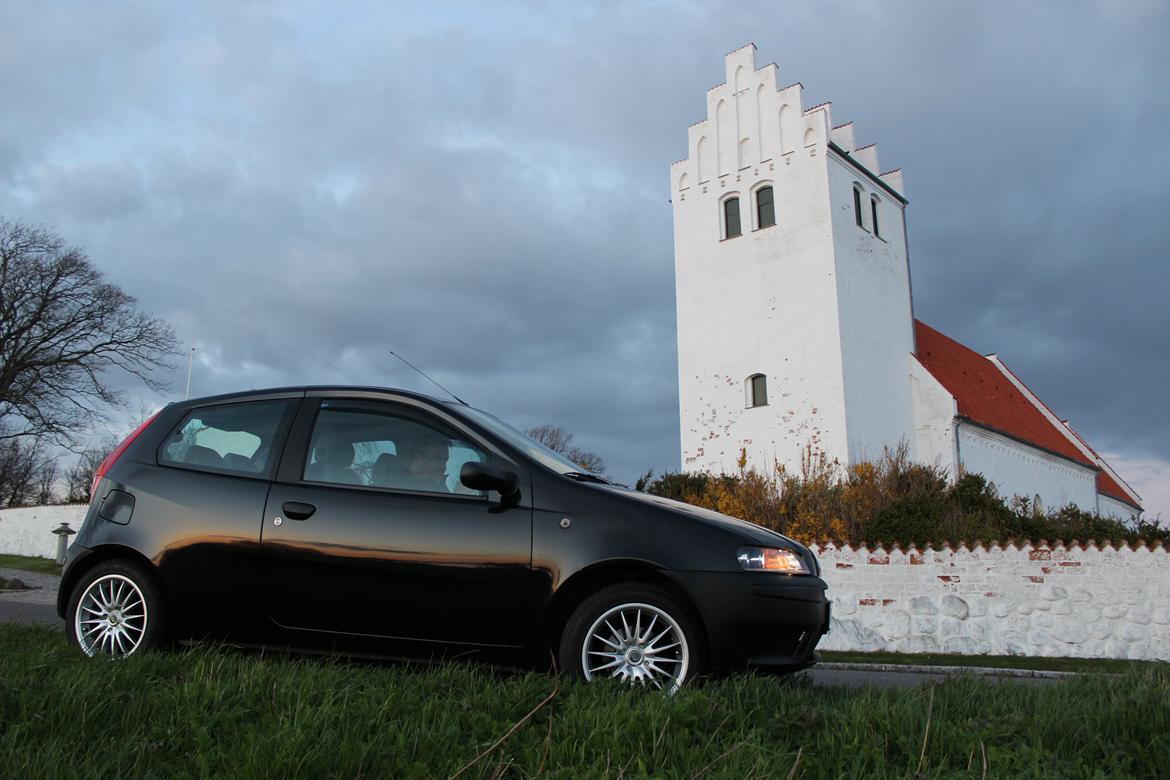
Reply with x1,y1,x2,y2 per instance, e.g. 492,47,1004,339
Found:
559,583,702,691
67,560,168,658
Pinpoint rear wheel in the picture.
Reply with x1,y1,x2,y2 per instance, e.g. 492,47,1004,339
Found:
67,560,168,658
559,583,702,692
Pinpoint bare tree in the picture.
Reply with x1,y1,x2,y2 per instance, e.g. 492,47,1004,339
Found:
525,424,608,475
0,218,177,446
0,437,57,507
64,438,117,503
525,424,573,454
34,457,58,505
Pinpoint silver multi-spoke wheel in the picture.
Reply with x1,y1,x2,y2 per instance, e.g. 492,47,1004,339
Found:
74,574,149,658
581,602,689,691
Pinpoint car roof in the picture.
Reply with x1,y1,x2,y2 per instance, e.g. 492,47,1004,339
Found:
175,385,452,408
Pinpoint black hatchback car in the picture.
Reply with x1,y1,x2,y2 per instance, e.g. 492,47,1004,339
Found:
60,386,829,690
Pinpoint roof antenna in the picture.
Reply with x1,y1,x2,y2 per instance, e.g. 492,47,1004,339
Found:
389,351,469,406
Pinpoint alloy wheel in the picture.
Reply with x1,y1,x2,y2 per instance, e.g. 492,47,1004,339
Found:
581,602,689,691
74,574,149,658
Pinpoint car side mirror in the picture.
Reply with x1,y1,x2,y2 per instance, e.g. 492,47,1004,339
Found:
460,462,520,500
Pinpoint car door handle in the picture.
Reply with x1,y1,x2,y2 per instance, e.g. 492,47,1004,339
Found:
281,501,316,520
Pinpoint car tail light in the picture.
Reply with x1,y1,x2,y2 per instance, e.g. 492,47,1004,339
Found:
90,412,159,501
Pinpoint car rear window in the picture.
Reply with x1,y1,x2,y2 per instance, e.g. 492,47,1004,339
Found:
159,399,298,478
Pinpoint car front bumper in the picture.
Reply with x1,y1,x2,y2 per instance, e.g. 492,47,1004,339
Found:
672,571,830,673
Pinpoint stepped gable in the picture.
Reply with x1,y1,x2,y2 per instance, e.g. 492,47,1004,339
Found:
914,320,1140,510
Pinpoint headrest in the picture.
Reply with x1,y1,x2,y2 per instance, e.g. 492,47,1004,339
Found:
316,440,355,466
186,445,223,467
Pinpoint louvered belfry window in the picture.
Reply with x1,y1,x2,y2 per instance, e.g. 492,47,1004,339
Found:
757,186,775,228
724,197,741,238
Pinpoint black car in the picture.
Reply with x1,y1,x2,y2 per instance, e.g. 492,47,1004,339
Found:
60,386,829,690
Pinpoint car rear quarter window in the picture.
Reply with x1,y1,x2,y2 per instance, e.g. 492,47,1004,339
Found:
159,399,298,478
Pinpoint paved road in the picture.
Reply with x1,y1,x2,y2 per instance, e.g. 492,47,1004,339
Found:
0,600,61,627
802,666,1059,688
0,565,63,628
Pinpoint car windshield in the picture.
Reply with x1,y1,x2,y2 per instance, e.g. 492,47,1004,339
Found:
452,404,595,476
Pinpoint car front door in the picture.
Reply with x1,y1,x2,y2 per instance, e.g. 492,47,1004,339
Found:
260,395,532,647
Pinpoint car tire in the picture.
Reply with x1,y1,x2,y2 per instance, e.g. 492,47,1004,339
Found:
66,559,169,658
559,583,703,691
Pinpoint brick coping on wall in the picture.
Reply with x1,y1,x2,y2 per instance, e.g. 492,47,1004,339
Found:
809,540,1168,554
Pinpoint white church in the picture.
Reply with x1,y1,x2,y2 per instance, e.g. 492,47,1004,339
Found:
671,45,1142,521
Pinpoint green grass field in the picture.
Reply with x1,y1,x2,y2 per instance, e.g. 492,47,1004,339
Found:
0,625,1166,778
0,553,61,575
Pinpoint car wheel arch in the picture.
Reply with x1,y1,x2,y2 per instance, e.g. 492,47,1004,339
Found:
543,559,709,665
59,545,169,622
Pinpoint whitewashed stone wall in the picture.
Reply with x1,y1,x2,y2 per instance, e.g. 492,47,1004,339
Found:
814,542,1170,661
0,504,88,558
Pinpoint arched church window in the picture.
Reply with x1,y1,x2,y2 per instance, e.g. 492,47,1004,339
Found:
853,185,865,230
723,197,741,239
747,374,767,407
756,186,776,229
870,195,881,238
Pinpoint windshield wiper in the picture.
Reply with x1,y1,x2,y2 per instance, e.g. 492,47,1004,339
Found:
562,471,613,485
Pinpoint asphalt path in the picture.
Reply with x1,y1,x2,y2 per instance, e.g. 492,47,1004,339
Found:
801,666,1058,688
0,566,62,628
0,600,61,628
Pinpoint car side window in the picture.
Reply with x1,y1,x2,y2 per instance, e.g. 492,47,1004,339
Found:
159,399,297,477
304,403,487,496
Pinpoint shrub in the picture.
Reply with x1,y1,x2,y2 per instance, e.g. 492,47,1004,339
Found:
639,447,1166,548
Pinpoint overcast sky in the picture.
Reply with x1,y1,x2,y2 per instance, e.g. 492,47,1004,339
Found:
2,1,1167,518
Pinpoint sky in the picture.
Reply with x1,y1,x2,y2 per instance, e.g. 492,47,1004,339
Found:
2,0,1167,520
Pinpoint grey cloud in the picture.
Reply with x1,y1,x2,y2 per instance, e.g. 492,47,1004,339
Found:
1,0,1167,484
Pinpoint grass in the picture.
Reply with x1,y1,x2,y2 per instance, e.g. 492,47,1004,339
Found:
1,625,1167,778
819,650,1163,675
0,553,61,576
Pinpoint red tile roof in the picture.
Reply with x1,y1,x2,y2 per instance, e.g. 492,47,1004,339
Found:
914,320,1141,510
1095,471,1139,508
1059,420,1142,509
914,321,1092,466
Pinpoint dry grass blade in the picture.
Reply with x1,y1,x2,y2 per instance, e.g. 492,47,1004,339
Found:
980,740,988,780
915,685,935,778
448,676,561,780
786,746,803,780
690,739,751,779
651,716,670,769
535,706,554,776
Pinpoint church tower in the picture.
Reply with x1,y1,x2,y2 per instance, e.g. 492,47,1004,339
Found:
672,44,916,475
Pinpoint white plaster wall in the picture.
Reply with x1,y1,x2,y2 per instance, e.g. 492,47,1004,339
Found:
1098,494,1140,524
0,504,88,559
958,423,1098,512
814,542,1170,661
909,356,957,473
827,152,916,463
673,46,850,475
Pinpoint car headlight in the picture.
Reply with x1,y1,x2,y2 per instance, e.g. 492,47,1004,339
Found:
736,546,810,574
